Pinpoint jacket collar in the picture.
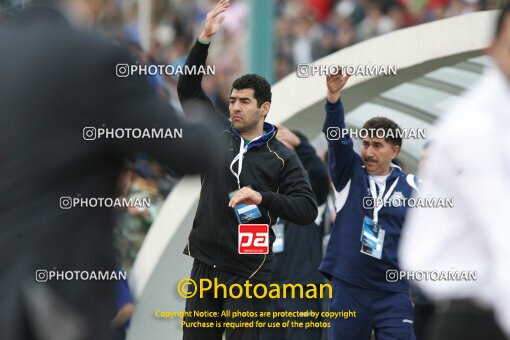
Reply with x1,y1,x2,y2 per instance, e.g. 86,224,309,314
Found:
363,162,402,182
386,163,402,181
231,122,276,150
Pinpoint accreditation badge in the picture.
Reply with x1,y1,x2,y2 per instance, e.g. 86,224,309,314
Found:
360,216,385,259
228,189,262,224
272,219,284,253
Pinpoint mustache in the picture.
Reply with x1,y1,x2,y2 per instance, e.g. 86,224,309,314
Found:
364,158,377,163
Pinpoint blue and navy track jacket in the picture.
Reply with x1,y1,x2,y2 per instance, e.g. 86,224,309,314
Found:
319,100,418,293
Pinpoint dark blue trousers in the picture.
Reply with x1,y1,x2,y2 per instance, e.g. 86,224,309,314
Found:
328,278,416,340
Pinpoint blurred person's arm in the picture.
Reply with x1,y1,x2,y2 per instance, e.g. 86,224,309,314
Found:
177,0,230,127
95,44,215,177
111,302,134,329
130,199,162,224
323,69,353,192
277,126,330,206
111,274,134,329
260,153,318,225
295,139,330,206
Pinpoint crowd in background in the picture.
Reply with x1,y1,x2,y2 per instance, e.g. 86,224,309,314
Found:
90,0,501,114
0,0,502,115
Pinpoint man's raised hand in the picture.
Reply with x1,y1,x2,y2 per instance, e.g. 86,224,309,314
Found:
326,67,350,104
199,0,230,43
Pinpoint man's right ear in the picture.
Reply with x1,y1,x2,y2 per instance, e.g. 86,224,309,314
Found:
261,102,271,118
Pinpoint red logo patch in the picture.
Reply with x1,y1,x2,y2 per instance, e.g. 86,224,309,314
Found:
238,224,269,254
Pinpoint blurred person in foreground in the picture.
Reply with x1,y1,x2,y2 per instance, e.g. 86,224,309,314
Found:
0,0,216,339
177,1,318,339
410,141,436,340
400,4,510,340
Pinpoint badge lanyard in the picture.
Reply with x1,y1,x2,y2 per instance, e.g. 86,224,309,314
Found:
369,177,399,225
229,135,262,189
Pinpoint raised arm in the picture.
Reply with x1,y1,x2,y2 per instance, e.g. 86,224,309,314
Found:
177,0,230,127
323,69,356,192
94,43,216,177
294,138,330,206
276,126,329,206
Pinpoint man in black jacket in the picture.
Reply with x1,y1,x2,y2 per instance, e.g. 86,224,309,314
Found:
177,1,318,339
0,1,215,340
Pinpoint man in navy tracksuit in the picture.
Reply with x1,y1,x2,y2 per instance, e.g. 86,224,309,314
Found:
319,71,417,339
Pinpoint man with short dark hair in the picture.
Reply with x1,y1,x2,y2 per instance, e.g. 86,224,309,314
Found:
176,1,318,339
362,117,403,149
401,4,510,339
319,69,417,339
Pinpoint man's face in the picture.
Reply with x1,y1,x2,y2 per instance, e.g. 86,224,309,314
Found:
229,88,269,132
361,138,399,175
490,14,510,80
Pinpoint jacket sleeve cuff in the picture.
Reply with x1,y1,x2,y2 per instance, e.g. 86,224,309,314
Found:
325,99,343,112
193,39,210,54
260,192,274,209
197,37,210,45
323,99,346,133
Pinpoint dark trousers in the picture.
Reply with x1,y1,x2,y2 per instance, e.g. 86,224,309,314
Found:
328,278,415,340
183,260,269,340
413,303,435,340
427,301,508,340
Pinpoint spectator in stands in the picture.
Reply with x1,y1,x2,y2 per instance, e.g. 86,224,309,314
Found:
114,161,164,275
50,0,497,112
356,2,396,41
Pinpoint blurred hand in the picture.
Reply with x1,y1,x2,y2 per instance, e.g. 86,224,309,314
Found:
228,187,262,207
326,67,350,103
276,125,301,150
127,206,150,219
199,0,230,42
111,303,134,329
